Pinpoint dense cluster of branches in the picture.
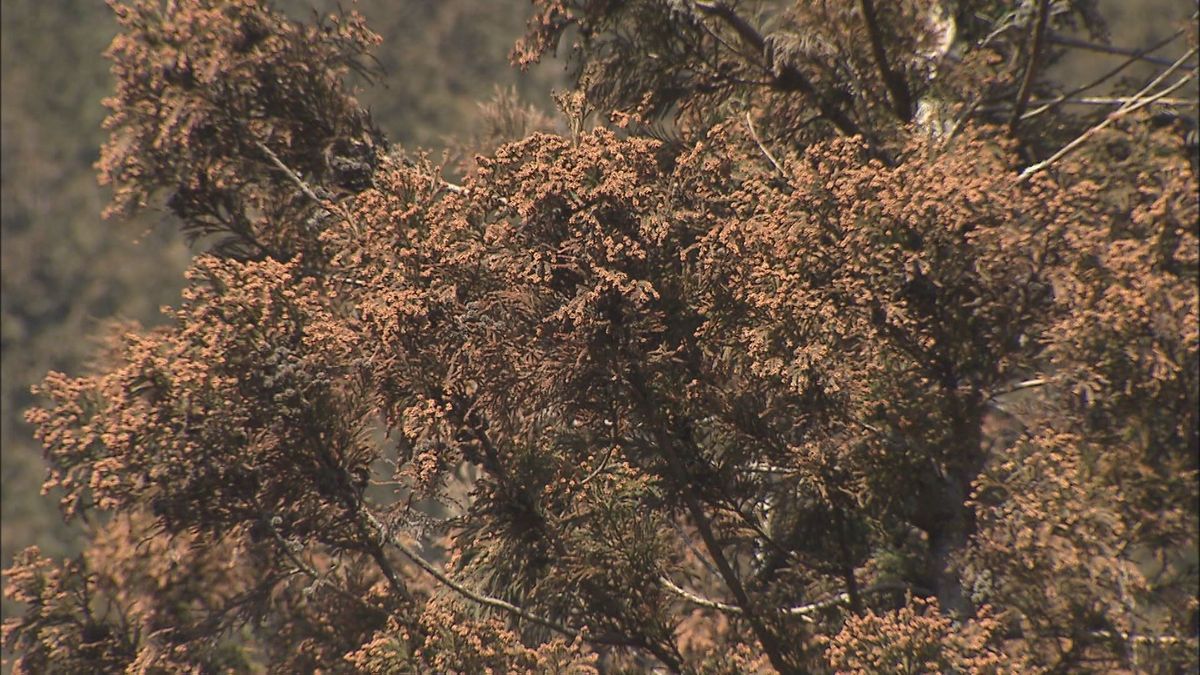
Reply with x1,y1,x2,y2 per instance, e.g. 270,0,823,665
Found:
4,0,1197,672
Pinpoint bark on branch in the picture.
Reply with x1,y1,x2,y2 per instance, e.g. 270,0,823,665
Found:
859,0,913,121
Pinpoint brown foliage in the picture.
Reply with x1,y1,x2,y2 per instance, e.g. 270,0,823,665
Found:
5,0,1197,672
97,0,384,259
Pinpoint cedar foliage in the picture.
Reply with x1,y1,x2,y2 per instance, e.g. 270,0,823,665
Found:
4,0,1198,672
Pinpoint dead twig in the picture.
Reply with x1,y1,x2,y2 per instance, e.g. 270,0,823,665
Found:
744,111,786,177
1046,31,1181,68
660,577,920,620
1018,48,1197,182
1019,26,1188,122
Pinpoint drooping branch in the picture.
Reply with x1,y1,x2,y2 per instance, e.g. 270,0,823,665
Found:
357,505,584,641
744,111,786,177
259,515,393,619
990,378,1049,399
368,509,682,669
1016,26,1188,122
693,0,765,55
256,140,329,209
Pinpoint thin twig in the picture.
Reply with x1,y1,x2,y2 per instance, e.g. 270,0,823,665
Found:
255,140,329,208
1018,48,1198,181
660,577,920,619
626,371,791,673
1022,96,1196,110
1046,32,1181,68
388,534,581,637
744,462,797,474
778,581,917,618
693,0,867,143
659,576,745,615
990,378,1048,398
691,2,761,66
1090,630,1199,646
693,0,765,54
261,517,389,618
744,111,786,177
1019,26,1188,121
357,504,580,638
579,444,619,486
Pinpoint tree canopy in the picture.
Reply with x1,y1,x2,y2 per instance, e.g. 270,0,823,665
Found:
4,0,1197,672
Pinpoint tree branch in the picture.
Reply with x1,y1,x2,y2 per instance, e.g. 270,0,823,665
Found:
744,111,786,177
860,0,913,121
260,516,392,619
385,528,582,638
626,372,794,673
990,378,1048,399
1009,0,1050,134
1019,48,1197,181
255,140,331,209
660,577,922,619
1046,31,1182,68
693,0,867,143
1017,26,1188,121
693,1,765,54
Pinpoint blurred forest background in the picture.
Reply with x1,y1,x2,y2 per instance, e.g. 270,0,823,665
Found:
0,0,1192,650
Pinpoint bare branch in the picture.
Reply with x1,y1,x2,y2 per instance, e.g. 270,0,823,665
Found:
660,577,921,619
260,516,390,619
1046,31,1183,68
255,140,329,209
391,533,581,637
1018,26,1188,121
779,581,918,618
353,505,582,638
1019,48,1198,181
1022,95,1196,110
659,576,747,615
693,0,867,143
579,444,619,486
1090,630,1200,647
744,112,786,177
626,371,792,673
991,378,1049,398
693,1,765,54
